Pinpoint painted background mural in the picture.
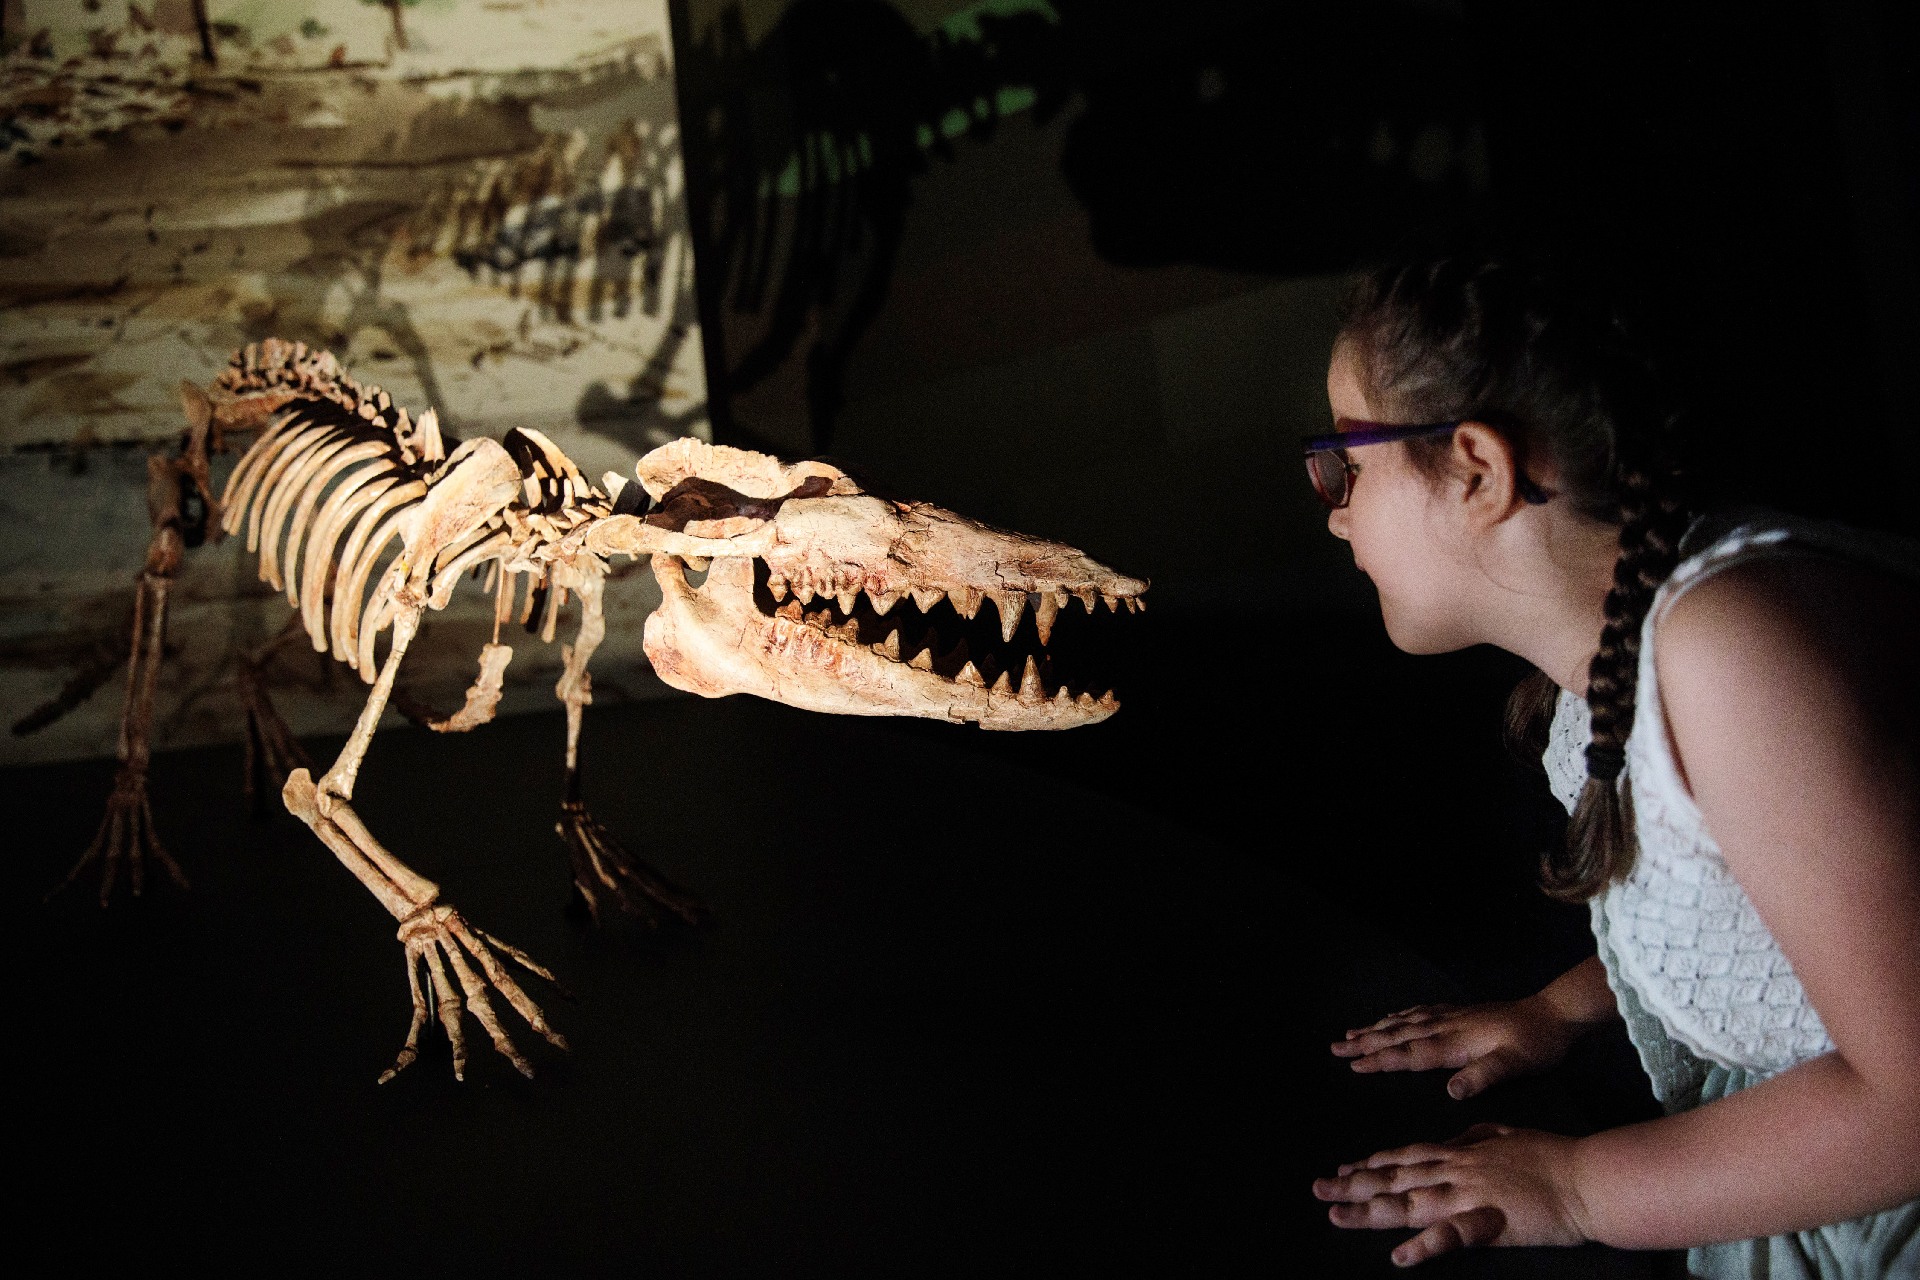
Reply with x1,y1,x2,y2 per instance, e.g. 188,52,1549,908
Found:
1,0,708,764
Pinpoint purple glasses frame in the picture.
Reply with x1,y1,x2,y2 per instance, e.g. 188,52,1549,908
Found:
1302,417,1551,509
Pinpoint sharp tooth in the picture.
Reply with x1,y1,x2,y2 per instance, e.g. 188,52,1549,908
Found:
1098,689,1119,708
1073,586,1098,612
1034,592,1060,646
806,608,831,630
911,586,945,612
1017,655,1045,705
769,575,789,602
908,646,934,672
795,580,816,605
955,660,984,687
873,630,901,660
990,668,1013,695
1103,592,1120,612
867,588,900,615
1053,686,1072,707
949,586,982,619
1077,691,1096,709
1124,597,1139,613
993,590,1025,643
836,589,858,614
1137,598,1146,612
776,599,804,622
832,620,860,643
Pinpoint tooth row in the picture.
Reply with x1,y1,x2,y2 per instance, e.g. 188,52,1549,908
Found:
768,596,1120,710
764,567,1140,628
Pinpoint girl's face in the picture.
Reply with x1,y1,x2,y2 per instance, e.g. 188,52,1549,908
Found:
1324,344,1479,654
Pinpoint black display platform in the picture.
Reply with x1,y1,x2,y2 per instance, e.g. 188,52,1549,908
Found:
15,609,1686,1276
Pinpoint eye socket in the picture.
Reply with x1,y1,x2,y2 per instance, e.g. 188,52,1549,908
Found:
611,480,652,517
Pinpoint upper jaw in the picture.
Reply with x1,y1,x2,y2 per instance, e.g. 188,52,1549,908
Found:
760,495,1145,641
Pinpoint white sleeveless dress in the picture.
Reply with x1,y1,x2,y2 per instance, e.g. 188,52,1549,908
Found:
1542,509,1920,1280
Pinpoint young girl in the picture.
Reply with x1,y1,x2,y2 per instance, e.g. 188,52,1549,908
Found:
1305,259,1920,1276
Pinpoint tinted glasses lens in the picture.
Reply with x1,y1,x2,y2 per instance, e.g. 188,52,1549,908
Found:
1306,450,1350,507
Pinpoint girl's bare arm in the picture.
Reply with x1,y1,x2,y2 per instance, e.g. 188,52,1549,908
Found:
1571,555,1920,1247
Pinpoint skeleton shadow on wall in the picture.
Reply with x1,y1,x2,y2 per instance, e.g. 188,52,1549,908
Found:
678,0,1489,455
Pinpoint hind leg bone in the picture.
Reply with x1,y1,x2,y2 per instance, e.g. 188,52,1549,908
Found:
50,459,193,906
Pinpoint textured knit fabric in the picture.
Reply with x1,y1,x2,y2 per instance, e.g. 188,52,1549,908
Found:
1541,508,1920,1280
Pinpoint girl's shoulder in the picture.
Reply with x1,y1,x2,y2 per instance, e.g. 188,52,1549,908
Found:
1653,507,1920,660
1651,511,1919,794
1657,507,1920,614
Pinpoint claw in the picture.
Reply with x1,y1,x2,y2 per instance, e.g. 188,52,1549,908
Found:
238,622,314,807
385,904,566,1084
48,767,190,906
419,940,468,1080
379,941,431,1084
557,800,706,926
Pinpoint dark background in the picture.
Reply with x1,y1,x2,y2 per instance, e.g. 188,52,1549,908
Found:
678,0,1919,556
18,0,1917,1274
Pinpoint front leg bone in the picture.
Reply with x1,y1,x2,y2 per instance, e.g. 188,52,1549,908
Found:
553,566,706,925
282,598,565,1082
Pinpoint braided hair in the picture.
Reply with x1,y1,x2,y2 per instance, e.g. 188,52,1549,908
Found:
1336,257,1694,901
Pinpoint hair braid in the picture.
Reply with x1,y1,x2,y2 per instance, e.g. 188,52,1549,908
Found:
1544,453,1690,899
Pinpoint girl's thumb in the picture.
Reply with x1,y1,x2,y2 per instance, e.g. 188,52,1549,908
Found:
1448,1052,1509,1099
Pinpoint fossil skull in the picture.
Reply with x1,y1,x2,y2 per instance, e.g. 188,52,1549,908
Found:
586,439,1147,730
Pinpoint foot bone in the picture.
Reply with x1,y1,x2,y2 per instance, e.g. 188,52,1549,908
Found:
49,766,189,906
383,902,569,1084
558,800,707,926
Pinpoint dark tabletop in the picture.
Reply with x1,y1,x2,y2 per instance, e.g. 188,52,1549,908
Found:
14,608,1687,1277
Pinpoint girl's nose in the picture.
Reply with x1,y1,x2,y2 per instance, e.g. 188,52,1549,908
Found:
1327,505,1351,541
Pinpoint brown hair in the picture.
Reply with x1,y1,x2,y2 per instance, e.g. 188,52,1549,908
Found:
1337,257,1693,901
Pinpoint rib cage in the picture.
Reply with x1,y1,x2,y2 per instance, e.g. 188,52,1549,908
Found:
215,341,617,682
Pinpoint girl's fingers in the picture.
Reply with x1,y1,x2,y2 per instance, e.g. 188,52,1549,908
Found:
1325,1182,1463,1230
1345,1005,1457,1038
1345,1031,1469,1073
1367,1142,1457,1169
1334,1020,1444,1056
1327,1196,1403,1229
1392,1206,1506,1266
1314,1148,1455,1203
1345,1007,1446,1038
1445,1122,1516,1145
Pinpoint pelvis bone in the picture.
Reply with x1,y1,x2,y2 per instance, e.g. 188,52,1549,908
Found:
587,440,1146,730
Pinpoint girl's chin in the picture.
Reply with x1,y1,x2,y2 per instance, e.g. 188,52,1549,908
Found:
1377,600,1459,655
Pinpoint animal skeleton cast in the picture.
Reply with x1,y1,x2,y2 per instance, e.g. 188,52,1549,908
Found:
52,339,1147,1083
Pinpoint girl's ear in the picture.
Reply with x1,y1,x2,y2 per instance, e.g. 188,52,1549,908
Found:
1449,422,1531,526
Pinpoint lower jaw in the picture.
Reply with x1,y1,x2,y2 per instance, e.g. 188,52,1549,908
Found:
647,607,1109,730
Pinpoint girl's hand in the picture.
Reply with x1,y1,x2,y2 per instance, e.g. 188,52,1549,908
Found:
1312,1124,1593,1266
1331,996,1580,1099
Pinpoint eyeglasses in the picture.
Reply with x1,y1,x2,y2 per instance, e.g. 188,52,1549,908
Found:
1302,417,1552,509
